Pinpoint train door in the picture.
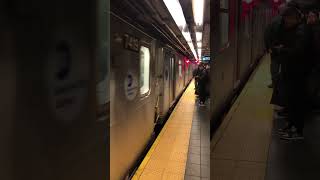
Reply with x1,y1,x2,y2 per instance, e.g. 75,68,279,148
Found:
184,61,187,86
248,6,254,66
169,55,176,104
250,8,256,66
162,50,171,115
176,56,183,96
185,61,189,86
234,0,241,88
237,0,253,79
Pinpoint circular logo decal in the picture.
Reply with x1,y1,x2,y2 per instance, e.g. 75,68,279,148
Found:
124,72,138,101
47,38,89,124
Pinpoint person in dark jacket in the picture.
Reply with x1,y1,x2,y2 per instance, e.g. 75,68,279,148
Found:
306,10,320,107
265,15,283,89
265,7,291,117
193,64,204,95
198,66,209,105
265,3,288,89
193,67,199,94
205,66,210,99
274,6,312,140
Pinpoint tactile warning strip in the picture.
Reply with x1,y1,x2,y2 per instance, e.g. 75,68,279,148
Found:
211,55,274,180
133,81,196,180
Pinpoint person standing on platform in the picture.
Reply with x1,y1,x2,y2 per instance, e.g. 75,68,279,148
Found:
265,15,282,89
306,10,320,109
274,6,312,140
205,65,210,101
198,65,209,106
193,64,203,95
265,3,288,89
265,3,289,117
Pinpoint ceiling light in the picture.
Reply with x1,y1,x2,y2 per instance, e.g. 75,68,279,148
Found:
188,42,197,59
196,32,202,42
163,0,197,59
163,0,187,31
192,0,204,26
198,49,202,59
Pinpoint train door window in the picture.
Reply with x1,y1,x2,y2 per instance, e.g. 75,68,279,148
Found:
220,0,229,47
140,46,150,95
178,59,182,77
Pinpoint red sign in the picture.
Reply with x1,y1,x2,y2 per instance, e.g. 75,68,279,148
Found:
270,0,286,16
241,0,260,19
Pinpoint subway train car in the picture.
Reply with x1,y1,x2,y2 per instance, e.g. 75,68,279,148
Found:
110,3,195,180
210,0,274,134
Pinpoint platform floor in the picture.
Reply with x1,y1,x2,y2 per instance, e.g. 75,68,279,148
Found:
211,55,274,180
211,54,320,180
133,80,210,180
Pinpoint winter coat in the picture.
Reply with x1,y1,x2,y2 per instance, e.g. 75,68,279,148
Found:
270,22,312,106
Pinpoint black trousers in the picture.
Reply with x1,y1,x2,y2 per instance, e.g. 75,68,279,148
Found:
198,83,207,103
286,82,309,134
270,57,281,84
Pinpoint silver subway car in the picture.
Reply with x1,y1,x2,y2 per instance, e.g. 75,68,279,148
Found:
110,13,194,179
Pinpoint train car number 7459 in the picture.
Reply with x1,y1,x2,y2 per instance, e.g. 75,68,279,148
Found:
123,34,140,52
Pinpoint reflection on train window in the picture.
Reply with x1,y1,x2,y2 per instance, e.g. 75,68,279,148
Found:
179,60,182,77
220,12,229,46
140,46,150,95
220,0,228,9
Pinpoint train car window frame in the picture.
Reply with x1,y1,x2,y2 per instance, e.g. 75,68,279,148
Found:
219,0,230,49
139,45,151,96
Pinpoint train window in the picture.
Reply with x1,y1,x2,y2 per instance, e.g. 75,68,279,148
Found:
220,12,229,46
140,46,150,95
220,0,228,9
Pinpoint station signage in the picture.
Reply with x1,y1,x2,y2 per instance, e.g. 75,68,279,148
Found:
202,56,210,61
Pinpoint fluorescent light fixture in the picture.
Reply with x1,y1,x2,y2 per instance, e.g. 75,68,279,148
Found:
184,32,197,58
197,42,202,48
196,32,202,42
163,0,197,59
192,0,204,59
188,42,198,59
182,32,192,43
163,0,187,31
192,0,205,26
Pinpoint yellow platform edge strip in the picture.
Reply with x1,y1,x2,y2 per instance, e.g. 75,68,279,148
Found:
132,80,195,179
